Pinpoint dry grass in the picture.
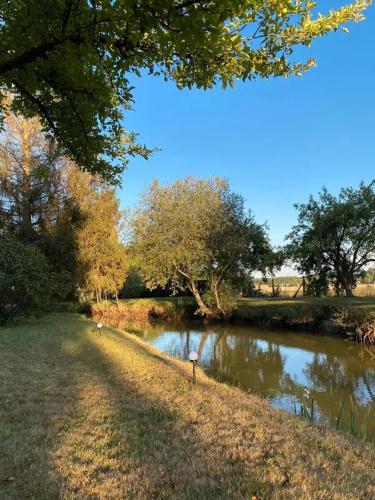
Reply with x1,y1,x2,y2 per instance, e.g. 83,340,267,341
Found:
1,313,374,499
92,297,195,322
257,284,301,297
356,284,375,297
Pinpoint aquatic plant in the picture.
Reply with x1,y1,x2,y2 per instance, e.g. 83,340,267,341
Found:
295,391,374,442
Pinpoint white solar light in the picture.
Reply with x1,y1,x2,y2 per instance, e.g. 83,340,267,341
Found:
189,351,198,384
189,351,198,362
97,322,103,335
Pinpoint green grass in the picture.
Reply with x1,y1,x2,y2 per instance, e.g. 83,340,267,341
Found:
233,296,375,331
237,295,375,309
1,313,375,498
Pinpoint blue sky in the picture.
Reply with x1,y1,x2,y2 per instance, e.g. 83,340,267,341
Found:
119,3,374,257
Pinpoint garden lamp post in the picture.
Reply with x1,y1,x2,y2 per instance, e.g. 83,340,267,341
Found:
97,322,103,336
189,351,198,384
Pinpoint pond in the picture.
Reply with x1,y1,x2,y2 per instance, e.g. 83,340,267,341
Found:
117,319,375,441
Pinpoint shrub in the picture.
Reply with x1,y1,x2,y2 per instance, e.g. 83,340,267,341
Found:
0,238,70,323
333,306,375,344
203,282,238,317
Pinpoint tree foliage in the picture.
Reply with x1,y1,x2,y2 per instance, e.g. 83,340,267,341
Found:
287,182,375,297
66,166,128,302
0,238,69,323
203,188,275,313
0,110,128,304
360,267,375,284
0,107,63,243
130,177,273,315
0,0,369,181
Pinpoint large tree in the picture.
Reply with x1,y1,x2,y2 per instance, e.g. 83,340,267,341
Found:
0,0,369,181
130,177,273,315
0,108,63,244
204,189,274,313
287,182,375,297
0,109,128,301
66,166,128,302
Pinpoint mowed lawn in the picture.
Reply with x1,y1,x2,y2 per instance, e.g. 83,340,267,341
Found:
1,314,374,498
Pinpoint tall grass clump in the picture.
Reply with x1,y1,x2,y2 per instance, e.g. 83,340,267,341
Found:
333,307,375,345
295,391,374,442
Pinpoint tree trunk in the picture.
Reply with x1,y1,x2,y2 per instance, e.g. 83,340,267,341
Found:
341,274,354,297
190,281,211,316
197,332,209,358
185,332,190,356
212,281,223,313
20,170,34,243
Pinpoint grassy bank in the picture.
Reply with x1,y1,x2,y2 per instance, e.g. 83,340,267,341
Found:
1,313,374,498
94,296,375,340
234,297,375,338
92,297,196,322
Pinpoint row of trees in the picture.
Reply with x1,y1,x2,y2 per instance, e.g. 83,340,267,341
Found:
129,177,279,316
0,2,371,321
2,109,375,320
128,178,375,314
0,108,127,322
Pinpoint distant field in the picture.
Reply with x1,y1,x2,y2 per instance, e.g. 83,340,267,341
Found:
257,283,375,297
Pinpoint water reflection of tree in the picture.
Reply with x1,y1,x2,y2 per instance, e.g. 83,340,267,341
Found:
302,351,375,431
114,319,375,436
207,331,287,397
199,326,375,435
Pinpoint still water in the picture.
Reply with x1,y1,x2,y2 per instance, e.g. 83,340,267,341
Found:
120,320,375,440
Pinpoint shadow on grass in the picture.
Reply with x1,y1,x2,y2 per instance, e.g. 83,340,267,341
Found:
56,324,275,497
0,315,274,498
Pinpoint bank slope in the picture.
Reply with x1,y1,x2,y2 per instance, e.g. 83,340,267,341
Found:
0,313,374,498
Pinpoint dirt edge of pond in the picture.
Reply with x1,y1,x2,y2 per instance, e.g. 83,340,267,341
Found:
91,297,375,344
